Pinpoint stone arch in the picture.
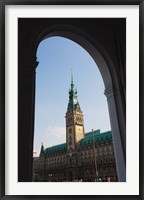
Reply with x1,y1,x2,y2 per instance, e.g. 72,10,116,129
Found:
35,24,113,89
18,19,126,182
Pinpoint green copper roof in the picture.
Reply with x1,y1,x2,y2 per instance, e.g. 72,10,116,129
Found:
44,143,66,155
80,130,112,147
43,130,112,155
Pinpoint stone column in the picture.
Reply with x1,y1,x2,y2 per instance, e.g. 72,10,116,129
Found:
18,53,38,182
105,86,126,182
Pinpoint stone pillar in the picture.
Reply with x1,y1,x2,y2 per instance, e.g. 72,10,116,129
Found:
105,86,126,182
114,85,126,162
18,54,38,182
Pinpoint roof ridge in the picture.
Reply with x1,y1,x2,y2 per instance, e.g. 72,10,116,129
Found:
80,131,112,144
43,131,112,154
85,129,100,134
44,142,66,150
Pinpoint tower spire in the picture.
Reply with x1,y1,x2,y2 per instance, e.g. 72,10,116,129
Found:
69,70,78,111
41,142,44,152
66,71,85,151
71,68,73,85
40,142,45,156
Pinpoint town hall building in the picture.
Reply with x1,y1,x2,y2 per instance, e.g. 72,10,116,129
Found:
33,75,117,182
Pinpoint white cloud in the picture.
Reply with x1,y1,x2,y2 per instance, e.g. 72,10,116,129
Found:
46,126,66,139
34,126,66,154
44,126,66,147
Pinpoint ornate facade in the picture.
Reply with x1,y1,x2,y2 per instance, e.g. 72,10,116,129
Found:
33,76,117,182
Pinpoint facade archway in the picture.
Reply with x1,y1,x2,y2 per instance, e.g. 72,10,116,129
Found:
18,18,126,182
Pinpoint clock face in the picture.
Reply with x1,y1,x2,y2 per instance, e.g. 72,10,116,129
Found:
75,126,84,143
78,128,82,133
78,127,83,134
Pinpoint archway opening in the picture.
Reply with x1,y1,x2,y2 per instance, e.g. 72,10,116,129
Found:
34,36,111,154
33,36,118,182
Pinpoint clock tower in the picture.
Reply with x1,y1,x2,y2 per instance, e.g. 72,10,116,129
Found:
65,73,85,152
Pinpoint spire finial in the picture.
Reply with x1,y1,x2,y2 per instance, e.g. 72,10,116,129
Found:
71,68,73,84
41,142,44,149
40,142,44,153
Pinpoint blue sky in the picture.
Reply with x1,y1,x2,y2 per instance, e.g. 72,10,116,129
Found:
33,36,111,156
